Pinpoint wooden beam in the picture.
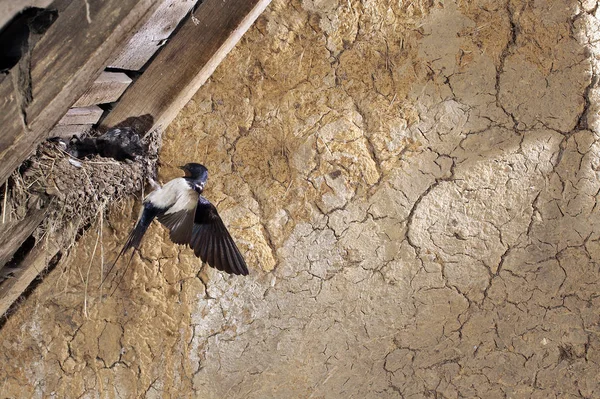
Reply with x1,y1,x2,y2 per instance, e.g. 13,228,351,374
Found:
109,0,199,71
48,124,92,139
57,106,104,126
0,0,53,30
0,208,47,269
0,234,61,316
0,0,162,187
73,72,132,107
100,0,272,133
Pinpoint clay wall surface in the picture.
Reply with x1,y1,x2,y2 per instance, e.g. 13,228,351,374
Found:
1,0,599,397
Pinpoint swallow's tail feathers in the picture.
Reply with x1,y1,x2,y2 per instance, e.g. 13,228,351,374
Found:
100,203,160,289
123,204,157,251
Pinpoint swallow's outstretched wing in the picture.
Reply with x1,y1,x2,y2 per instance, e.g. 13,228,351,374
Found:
156,197,197,245
189,196,248,275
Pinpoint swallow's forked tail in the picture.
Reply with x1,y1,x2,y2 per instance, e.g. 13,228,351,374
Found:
100,203,159,291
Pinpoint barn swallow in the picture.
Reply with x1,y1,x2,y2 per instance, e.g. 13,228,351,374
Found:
103,163,248,288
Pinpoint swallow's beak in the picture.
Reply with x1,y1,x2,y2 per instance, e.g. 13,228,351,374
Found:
178,165,186,171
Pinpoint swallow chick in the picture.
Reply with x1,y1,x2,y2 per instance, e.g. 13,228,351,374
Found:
105,163,248,285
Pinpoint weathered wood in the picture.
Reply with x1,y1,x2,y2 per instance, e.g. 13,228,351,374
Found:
0,76,27,164
73,72,132,107
0,0,53,30
0,0,162,187
0,234,61,316
57,106,103,126
48,124,92,139
0,208,47,270
101,0,272,134
110,0,199,71
27,0,159,120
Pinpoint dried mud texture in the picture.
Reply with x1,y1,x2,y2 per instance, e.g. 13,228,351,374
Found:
1,0,600,398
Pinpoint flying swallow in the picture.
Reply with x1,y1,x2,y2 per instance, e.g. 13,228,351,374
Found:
104,163,248,287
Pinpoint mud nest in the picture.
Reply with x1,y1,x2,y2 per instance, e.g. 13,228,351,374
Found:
2,129,161,249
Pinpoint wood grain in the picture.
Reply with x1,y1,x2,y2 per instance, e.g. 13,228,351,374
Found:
73,72,132,107
48,124,92,139
0,208,47,269
57,106,103,126
0,0,161,187
110,0,199,71
100,0,272,134
0,234,60,316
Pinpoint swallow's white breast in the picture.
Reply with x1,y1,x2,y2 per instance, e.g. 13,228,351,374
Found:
144,178,197,212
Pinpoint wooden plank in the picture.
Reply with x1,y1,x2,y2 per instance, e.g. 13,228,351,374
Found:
0,234,61,316
0,0,53,30
0,76,27,164
73,72,132,107
100,0,272,134
110,0,199,71
0,208,47,269
57,106,103,125
0,0,162,187
48,124,92,139
27,0,159,121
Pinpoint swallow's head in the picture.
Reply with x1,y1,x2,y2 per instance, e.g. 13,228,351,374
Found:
179,163,208,183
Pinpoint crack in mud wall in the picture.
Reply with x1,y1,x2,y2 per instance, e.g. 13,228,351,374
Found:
1,0,600,397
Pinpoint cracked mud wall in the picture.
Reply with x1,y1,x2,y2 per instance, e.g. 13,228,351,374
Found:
1,0,600,397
